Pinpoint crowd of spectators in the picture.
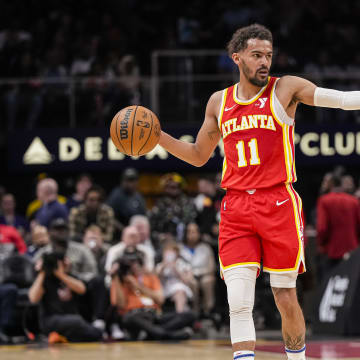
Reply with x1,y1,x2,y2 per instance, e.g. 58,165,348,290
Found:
1,165,360,344
0,168,225,344
1,1,360,129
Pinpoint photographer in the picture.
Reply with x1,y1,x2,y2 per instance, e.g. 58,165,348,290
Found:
28,238,102,342
110,247,195,341
31,218,105,339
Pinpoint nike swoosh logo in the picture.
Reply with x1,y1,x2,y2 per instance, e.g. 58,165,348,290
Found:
224,105,237,112
276,199,289,206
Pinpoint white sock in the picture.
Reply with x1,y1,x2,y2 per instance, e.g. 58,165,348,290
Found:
233,350,255,359
285,345,306,359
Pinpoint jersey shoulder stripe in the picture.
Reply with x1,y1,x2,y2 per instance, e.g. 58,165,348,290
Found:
217,88,228,129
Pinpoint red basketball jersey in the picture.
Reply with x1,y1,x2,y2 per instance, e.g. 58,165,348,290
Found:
218,76,296,190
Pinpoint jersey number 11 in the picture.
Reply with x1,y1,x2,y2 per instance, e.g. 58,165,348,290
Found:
236,138,261,167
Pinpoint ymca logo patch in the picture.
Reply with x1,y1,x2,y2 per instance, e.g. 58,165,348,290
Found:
255,97,268,109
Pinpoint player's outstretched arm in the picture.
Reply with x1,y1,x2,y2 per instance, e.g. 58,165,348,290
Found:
159,91,222,167
278,75,360,110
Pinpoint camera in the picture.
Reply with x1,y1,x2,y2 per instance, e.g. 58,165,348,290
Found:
42,251,66,275
115,247,144,281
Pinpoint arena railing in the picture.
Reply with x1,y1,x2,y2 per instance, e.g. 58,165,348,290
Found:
0,50,359,128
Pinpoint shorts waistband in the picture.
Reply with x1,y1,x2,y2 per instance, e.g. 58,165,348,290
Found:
226,183,286,196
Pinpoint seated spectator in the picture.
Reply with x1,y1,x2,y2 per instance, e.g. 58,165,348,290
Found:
105,226,154,275
0,283,18,344
0,193,30,239
70,44,95,77
110,247,195,340
180,222,216,316
156,240,195,313
27,225,50,258
129,215,156,264
28,250,102,343
66,173,93,210
149,173,197,243
107,168,146,226
26,175,67,221
194,177,219,246
81,225,111,333
34,178,69,228
34,218,97,284
69,185,115,244
0,224,27,255
82,225,110,274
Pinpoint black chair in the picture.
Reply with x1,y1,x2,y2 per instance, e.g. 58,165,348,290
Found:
2,254,39,338
3,254,34,286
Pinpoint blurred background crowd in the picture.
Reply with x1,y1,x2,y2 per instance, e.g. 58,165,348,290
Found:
0,0,360,131
1,165,360,344
1,0,360,347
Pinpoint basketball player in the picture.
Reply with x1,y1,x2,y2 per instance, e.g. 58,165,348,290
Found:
158,24,360,359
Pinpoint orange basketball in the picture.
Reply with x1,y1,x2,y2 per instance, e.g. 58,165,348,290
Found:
110,105,161,156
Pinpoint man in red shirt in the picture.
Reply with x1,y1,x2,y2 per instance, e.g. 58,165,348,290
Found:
316,175,360,279
0,224,27,255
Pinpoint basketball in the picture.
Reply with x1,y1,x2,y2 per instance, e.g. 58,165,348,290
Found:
110,105,161,156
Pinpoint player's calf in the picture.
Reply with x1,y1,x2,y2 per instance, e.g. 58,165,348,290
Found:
271,275,306,360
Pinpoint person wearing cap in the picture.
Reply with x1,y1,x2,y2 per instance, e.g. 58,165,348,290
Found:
106,168,146,227
149,173,197,243
33,218,98,284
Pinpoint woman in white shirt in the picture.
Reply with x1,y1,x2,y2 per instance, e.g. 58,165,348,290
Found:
156,240,195,313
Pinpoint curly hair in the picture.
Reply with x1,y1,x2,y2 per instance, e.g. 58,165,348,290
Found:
227,23,273,56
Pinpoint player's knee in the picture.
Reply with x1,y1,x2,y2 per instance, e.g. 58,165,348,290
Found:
224,267,257,319
272,287,298,316
228,292,253,319
227,280,254,317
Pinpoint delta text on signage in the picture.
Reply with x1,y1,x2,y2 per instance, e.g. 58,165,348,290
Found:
8,125,360,172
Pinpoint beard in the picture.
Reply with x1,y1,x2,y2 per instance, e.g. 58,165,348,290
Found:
241,59,269,87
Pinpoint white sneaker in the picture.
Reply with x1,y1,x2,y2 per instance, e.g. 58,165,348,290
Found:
92,319,105,331
110,323,125,340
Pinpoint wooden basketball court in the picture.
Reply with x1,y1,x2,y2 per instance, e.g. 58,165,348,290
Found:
1,339,360,360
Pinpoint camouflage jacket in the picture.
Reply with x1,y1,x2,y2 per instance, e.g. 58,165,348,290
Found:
149,195,197,239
